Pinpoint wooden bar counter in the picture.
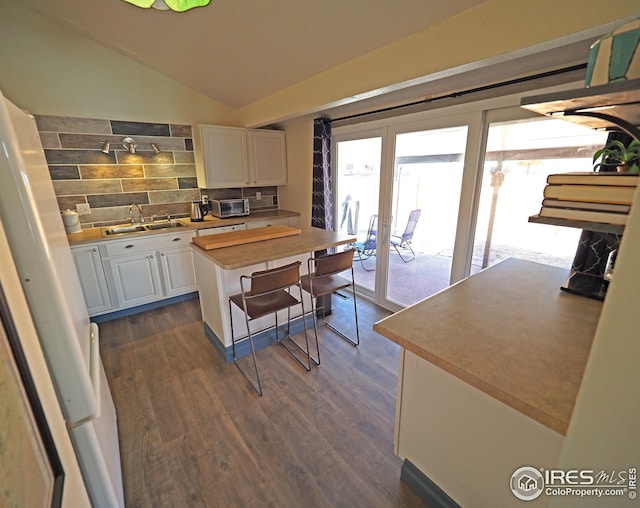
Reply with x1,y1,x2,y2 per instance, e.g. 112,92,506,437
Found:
373,258,602,506
192,226,354,270
191,227,355,361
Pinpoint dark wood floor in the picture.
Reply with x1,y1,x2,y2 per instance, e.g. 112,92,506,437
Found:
99,294,428,507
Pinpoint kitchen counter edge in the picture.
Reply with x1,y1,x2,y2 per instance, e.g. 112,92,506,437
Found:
65,209,300,246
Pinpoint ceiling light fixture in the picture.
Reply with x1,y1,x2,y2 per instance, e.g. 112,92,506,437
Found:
121,0,211,12
101,141,111,154
151,143,161,154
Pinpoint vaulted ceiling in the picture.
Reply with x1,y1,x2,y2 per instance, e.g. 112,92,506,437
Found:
12,0,488,109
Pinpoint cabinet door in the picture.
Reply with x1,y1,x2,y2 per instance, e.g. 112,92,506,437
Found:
159,247,198,297
71,244,112,316
247,130,287,186
107,253,163,308
195,125,249,188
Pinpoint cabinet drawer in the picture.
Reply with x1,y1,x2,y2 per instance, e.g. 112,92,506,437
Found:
104,231,195,257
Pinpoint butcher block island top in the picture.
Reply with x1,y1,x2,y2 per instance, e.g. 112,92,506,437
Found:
191,227,356,270
373,258,603,435
192,225,301,250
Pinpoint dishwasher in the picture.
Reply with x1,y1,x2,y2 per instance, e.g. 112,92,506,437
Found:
196,223,247,236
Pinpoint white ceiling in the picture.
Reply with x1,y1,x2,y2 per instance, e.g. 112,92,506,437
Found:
13,0,488,109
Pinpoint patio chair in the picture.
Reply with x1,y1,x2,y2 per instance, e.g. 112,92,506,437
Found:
354,214,377,271
390,209,421,262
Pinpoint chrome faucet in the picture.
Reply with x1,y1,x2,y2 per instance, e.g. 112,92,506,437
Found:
129,203,144,224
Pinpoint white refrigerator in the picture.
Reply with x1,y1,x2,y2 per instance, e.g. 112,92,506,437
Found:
0,90,124,507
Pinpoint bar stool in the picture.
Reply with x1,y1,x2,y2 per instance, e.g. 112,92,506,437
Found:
228,261,313,396
301,248,360,359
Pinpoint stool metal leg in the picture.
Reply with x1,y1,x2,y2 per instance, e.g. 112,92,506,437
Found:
229,300,263,396
310,267,360,347
278,285,315,370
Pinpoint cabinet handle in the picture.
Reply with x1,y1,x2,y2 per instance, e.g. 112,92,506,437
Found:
125,244,135,249
92,248,97,252
173,238,181,242
160,252,165,256
149,255,154,259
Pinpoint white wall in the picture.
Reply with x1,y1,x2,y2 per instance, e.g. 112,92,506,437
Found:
280,116,314,227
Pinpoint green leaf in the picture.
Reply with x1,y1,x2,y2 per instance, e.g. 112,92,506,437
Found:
162,0,211,11
120,0,211,10
121,0,156,7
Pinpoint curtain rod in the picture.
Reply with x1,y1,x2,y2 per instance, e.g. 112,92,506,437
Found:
330,63,587,123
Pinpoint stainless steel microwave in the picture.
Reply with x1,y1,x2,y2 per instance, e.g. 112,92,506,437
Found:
209,198,250,218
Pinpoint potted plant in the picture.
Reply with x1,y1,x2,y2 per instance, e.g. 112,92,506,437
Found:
592,139,640,173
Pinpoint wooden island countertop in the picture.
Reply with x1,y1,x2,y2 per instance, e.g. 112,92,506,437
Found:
191,227,355,270
373,258,603,435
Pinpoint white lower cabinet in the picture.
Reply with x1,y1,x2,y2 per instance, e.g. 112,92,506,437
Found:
70,243,113,316
72,230,198,316
103,230,198,310
107,252,163,308
158,247,197,297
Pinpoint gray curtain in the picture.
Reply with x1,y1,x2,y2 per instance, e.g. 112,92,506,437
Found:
311,118,334,231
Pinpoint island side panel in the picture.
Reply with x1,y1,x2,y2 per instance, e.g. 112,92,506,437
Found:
398,349,564,507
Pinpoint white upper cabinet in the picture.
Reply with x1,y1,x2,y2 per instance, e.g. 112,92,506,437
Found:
247,129,287,186
194,125,287,188
194,125,249,188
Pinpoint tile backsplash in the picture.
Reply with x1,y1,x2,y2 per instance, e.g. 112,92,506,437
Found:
35,115,278,228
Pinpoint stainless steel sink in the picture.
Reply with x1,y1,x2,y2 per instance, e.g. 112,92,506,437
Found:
103,225,147,235
145,221,185,230
102,220,186,236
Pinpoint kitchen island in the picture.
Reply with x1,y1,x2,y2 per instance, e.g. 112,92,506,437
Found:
373,258,602,507
192,227,355,361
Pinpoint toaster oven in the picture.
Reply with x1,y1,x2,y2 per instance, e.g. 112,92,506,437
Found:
209,198,250,218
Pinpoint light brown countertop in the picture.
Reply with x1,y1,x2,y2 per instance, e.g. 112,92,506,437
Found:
373,258,602,435
191,227,355,270
65,209,300,246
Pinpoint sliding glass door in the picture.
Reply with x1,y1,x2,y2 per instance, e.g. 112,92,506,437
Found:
334,87,608,311
334,133,382,295
335,119,471,309
385,126,468,306
471,113,607,274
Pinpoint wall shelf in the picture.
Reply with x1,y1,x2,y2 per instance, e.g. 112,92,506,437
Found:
523,80,639,235
528,214,625,235
521,78,640,141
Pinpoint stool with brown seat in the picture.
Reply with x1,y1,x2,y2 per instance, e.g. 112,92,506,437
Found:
228,261,314,396
301,249,360,359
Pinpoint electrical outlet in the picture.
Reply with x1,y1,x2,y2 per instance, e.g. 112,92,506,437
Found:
256,191,262,200
76,203,91,215
201,194,209,204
